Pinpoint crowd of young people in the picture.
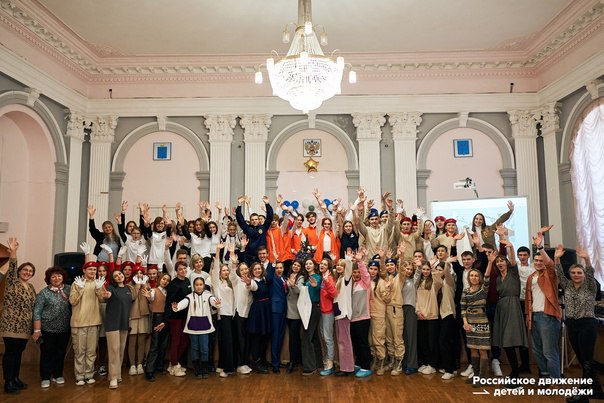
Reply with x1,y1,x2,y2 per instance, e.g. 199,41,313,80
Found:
0,189,601,403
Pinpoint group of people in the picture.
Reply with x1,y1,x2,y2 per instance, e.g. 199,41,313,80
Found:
0,190,602,403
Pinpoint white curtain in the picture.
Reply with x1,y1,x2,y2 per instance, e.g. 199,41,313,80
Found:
570,102,604,283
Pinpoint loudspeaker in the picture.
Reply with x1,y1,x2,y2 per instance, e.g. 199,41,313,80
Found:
543,247,576,273
53,252,85,285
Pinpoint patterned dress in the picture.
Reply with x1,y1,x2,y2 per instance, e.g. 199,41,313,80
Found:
0,258,37,339
461,277,491,350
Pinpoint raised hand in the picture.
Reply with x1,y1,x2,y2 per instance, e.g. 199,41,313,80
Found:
244,195,251,205
121,200,128,213
357,188,366,203
100,244,113,255
276,194,284,206
575,246,589,260
554,244,566,259
487,249,497,263
171,302,178,312
237,195,245,205
507,200,515,212
215,202,222,211
214,297,222,306
384,197,393,209
309,275,318,287
73,276,86,289
80,241,91,255
262,195,270,205
454,232,466,241
94,277,105,289
367,199,375,210
242,274,251,286
87,205,96,218
471,231,481,247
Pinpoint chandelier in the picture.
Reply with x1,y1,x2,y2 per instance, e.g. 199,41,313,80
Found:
255,0,356,113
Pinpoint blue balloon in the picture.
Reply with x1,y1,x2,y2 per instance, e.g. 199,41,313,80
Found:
292,200,299,209
284,201,291,207
281,210,287,216
323,198,331,206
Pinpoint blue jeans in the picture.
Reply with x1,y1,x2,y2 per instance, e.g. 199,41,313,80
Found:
189,333,210,362
531,312,561,378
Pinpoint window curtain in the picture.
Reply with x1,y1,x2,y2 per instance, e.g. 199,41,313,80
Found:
570,101,604,283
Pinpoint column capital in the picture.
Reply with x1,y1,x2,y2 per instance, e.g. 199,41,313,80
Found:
241,114,272,142
90,116,118,143
508,110,539,139
388,112,423,140
64,109,86,141
586,79,603,100
204,114,237,142
352,113,386,140
25,87,41,107
539,102,561,135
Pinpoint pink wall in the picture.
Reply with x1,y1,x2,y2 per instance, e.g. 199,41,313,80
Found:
425,127,504,205
121,131,200,222
0,108,55,292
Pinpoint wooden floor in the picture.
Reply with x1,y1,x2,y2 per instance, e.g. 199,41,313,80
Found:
2,361,590,403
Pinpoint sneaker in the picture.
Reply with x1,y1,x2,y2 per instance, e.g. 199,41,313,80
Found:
129,365,137,376
441,372,455,380
355,369,372,378
492,359,503,377
98,366,107,376
41,380,50,388
219,371,228,378
109,379,118,389
86,378,95,385
216,367,224,374
137,364,144,375
173,364,186,377
419,365,436,375
404,368,418,375
52,377,65,385
319,367,335,376
75,379,85,386
237,366,252,375
302,370,315,376
418,365,427,373
460,364,474,378
439,368,445,374
167,364,174,375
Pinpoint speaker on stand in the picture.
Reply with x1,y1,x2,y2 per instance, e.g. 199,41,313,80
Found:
53,252,85,285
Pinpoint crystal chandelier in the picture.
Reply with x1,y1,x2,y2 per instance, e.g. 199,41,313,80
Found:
255,0,356,113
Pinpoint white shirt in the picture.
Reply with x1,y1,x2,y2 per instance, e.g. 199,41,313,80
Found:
518,263,535,301
530,272,546,313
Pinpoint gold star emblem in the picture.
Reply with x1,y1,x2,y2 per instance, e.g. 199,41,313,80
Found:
304,157,319,172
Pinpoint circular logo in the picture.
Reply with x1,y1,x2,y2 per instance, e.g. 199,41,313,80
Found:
258,229,263,234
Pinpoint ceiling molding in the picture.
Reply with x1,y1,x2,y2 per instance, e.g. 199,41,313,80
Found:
1,0,602,84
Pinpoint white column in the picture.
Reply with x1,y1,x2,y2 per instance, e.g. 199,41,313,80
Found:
205,115,237,217
540,102,563,244
87,116,118,243
509,110,540,237
352,113,386,203
389,112,422,212
241,114,272,214
64,110,85,251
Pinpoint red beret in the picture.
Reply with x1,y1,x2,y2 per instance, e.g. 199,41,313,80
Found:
401,216,412,223
435,216,445,222
83,261,97,270
445,218,457,224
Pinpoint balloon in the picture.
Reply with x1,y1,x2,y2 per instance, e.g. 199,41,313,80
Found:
323,198,331,206
292,200,299,209
308,205,315,212
284,201,291,207
302,199,310,208
281,210,287,216
327,204,334,212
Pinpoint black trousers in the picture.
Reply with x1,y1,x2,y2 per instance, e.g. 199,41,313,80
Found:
350,319,371,370
2,337,28,381
39,331,70,381
439,315,456,373
301,303,323,372
566,318,602,396
417,319,439,367
234,313,249,366
217,315,236,373
287,318,302,366
145,314,169,373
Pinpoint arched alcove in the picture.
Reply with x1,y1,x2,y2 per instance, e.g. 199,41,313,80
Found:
0,105,56,291
110,121,210,218
416,117,516,207
266,119,359,203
